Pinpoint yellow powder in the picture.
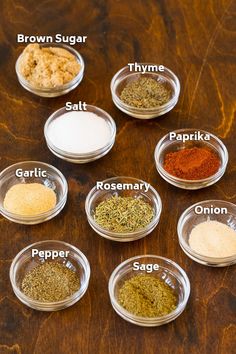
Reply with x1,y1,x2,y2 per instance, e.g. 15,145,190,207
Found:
19,43,81,88
3,183,57,216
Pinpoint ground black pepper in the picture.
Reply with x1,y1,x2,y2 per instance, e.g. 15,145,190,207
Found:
21,261,80,302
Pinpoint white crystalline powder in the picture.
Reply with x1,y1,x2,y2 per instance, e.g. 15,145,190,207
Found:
189,220,236,258
48,111,112,153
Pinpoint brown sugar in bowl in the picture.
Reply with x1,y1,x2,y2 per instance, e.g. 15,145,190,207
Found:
16,43,84,97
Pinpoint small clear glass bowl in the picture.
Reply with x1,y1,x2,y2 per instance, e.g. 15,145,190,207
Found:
10,240,90,311
108,255,190,326
44,105,116,163
154,129,228,190
15,43,84,97
110,63,180,119
0,161,68,225
178,200,236,267
85,177,162,242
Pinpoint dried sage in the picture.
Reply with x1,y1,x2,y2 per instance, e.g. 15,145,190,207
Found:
119,274,177,317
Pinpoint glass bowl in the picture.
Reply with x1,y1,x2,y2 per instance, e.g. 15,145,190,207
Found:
10,240,90,311
15,43,84,97
44,105,116,163
154,129,228,190
178,200,236,267
108,255,190,326
85,177,162,242
0,161,68,224
110,63,180,119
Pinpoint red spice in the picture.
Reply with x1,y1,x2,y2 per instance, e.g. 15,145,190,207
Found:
163,147,220,180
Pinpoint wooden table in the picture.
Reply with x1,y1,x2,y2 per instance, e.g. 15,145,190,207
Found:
0,1,235,353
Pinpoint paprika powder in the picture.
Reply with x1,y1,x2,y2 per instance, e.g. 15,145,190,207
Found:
163,147,220,180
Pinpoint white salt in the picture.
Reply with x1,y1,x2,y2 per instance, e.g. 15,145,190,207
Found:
48,111,112,154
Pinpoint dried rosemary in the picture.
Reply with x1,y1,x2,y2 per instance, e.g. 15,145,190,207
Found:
21,261,80,302
119,274,177,317
94,196,154,232
120,77,171,108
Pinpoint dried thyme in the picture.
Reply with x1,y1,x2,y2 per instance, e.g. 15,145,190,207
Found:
21,261,80,302
120,77,171,108
118,274,177,317
94,196,154,232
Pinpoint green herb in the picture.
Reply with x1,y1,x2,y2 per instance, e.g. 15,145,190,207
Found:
94,196,154,233
118,274,177,317
21,261,80,302
120,77,171,108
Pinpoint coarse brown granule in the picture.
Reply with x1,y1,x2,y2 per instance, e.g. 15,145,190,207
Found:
21,261,80,302
163,147,220,180
118,274,177,317
19,44,81,88
3,183,57,216
120,77,171,108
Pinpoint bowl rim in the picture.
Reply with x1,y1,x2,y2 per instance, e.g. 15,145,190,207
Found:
9,240,91,307
110,63,180,112
154,128,229,184
85,176,162,238
0,161,68,220
15,42,85,93
108,254,190,323
44,105,117,158
177,199,236,262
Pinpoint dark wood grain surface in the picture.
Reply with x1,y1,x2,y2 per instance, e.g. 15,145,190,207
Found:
0,0,236,353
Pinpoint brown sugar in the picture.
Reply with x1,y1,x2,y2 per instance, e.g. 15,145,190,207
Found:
19,44,81,88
